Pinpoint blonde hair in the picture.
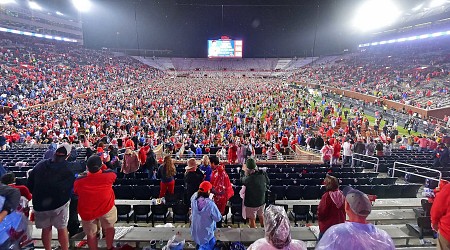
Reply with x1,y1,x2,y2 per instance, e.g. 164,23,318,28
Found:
187,158,197,168
164,156,176,177
201,155,210,166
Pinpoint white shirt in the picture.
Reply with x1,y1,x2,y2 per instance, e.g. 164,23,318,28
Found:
343,141,352,156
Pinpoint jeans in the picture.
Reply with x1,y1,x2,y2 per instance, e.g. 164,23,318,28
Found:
342,156,352,166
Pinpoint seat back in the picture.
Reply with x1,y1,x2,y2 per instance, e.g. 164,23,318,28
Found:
417,216,432,230
151,204,168,215
293,205,310,214
133,186,151,200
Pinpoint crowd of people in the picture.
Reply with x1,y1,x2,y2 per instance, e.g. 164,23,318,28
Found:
0,32,450,249
293,37,450,110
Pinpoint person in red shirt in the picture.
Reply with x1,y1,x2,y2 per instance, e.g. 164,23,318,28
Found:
138,143,150,166
332,140,342,166
431,181,450,250
74,155,117,250
209,156,233,228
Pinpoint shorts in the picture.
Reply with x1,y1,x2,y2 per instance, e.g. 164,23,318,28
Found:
81,206,117,236
34,202,70,229
245,204,265,220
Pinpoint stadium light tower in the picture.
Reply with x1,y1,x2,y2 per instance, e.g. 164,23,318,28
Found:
72,0,91,12
353,0,400,32
28,1,42,10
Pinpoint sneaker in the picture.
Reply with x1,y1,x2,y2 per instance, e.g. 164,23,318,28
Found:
76,240,87,248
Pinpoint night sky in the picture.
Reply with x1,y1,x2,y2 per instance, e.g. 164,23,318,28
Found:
37,0,425,57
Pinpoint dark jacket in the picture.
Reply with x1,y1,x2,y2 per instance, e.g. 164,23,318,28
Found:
240,170,269,208
354,141,366,154
184,168,204,203
28,159,75,211
0,184,20,213
144,150,158,171
157,164,174,183
315,137,325,149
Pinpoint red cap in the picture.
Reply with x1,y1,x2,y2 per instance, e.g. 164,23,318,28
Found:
125,139,134,149
199,181,212,192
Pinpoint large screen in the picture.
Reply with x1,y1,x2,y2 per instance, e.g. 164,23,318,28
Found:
208,39,243,58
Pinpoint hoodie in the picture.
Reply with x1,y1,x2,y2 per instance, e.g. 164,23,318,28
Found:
317,190,346,233
190,192,222,246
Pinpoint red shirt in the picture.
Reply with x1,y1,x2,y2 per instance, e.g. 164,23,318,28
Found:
74,170,116,221
431,183,450,241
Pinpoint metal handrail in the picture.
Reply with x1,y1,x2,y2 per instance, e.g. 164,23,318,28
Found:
352,153,380,172
163,152,321,163
391,161,442,182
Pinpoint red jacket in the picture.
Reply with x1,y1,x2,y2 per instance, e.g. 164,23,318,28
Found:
317,190,346,233
74,170,117,221
211,165,234,215
431,183,450,241
138,145,150,165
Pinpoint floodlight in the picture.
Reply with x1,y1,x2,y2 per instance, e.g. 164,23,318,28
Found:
353,0,401,31
56,11,64,16
0,0,16,4
29,1,42,10
72,0,91,12
430,0,446,8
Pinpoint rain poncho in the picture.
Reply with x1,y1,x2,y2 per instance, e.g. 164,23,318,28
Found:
210,165,233,214
190,192,222,248
248,205,307,250
315,222,395,250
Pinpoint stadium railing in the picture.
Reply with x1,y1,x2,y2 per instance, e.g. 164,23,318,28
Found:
391,162,442,183
352,153,380,172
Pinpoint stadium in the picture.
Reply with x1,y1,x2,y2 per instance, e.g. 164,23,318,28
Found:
0,0,449,249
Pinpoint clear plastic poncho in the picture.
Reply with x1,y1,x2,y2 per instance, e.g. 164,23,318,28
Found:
315,222,395,250
248,205,307,250
0,211,31,249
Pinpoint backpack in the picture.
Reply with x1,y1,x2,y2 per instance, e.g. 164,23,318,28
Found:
122,150,140,174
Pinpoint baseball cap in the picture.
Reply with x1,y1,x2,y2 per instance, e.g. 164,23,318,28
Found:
343,186,372,217
55,143,71,156
246,158,257,170
86,155,103,173
199,181,212,193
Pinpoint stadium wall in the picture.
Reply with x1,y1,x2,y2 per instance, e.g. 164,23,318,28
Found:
427,108,450,120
